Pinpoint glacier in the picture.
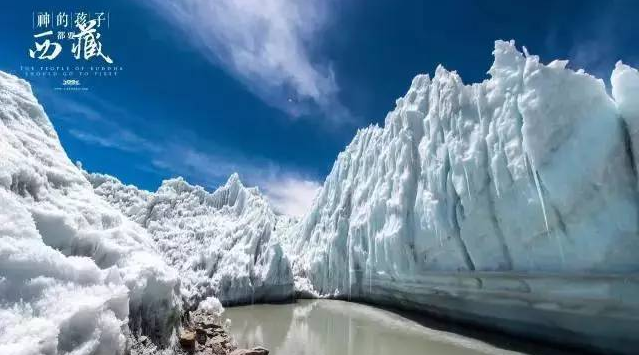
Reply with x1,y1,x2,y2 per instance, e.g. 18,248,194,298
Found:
85,172,295,308
286,40,639,353
0,69,293,354
0,72,181,354
3,39,639,354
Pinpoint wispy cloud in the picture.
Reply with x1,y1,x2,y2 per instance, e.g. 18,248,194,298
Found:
262,177,320,217
68,128,161,153
545,1,637,84
142,0,346,118
41,91,162,154
149,141,281,188
566,24,615,82
55,93,323,215
152,144,321,216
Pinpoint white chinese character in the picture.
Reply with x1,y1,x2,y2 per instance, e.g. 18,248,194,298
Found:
29,31,62,60
74,12,88,27
56,12,69,28
94,12,106,27
36,12,51,28
71,19,113,64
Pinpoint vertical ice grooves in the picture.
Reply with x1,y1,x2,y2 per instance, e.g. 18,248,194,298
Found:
405,134,421,267
481,133,513,270
289,40,639,302
622,120,639,183
532,168,565,263
486,183,513,270
446,151,476,271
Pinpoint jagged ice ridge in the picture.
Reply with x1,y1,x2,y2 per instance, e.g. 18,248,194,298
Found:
85,172,295,308
286,40,639,353
0,72,181,355
3,39,639,354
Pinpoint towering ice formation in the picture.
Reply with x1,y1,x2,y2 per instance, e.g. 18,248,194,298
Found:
0,72,181,354
87,172,295,308
612,61,639,186
288,41,639,353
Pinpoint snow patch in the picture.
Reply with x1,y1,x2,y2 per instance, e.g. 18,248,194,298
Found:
0,71,181,354
197,296,224,317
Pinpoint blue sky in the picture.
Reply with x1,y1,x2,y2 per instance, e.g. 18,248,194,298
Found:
1,0,638,215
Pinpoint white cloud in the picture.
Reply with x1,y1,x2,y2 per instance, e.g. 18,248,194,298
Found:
545,2,631,85
144,0,344,117
263,177,321,217
56,93,323,217
150,142,280,188
68,128,161,153
152,145,322,216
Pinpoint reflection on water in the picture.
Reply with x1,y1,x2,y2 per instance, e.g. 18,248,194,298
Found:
225,299,523,355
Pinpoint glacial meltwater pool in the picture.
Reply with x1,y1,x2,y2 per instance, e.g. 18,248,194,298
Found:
225,299,534,355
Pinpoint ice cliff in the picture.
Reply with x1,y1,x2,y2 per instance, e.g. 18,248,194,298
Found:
86,172,295,308
0,72,181,354
4,38,639,354
287,40,639,353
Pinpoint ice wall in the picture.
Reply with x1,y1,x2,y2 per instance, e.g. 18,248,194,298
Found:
287,41,639,353
87,172,295,308
291,40,639,291
0,72,181,354
612,61,639,186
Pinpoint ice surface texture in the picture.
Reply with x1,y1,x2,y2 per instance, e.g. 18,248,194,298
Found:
87,172,295,308
5,38,639,354
290,39,639,292
0,72,181,354
286,41,639,353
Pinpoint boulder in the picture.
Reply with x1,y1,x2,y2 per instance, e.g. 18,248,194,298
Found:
179,329,196,349
230,346,269,355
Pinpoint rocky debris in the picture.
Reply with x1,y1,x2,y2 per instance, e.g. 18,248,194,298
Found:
174,309,270,355
179,329,196,349
229,347,269,355
129,307,270,355
176,309,235,355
